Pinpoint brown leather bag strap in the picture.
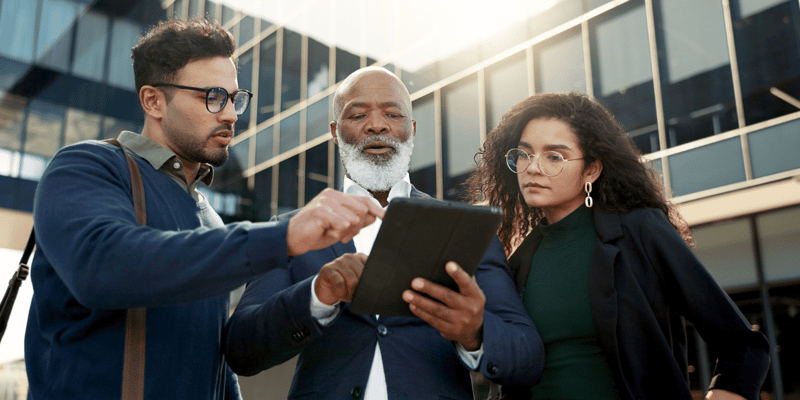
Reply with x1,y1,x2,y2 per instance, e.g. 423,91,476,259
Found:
105,138,147,400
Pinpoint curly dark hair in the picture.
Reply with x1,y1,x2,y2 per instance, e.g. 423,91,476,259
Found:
131,18,236,92
464,92,693,254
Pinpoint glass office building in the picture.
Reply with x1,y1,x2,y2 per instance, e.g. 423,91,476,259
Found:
0,0,798,398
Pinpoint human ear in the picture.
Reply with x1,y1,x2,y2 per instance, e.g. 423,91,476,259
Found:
330,121,339,144
140,86,165,120
584,159,603,183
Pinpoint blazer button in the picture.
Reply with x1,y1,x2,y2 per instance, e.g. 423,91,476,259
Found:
377,325,388,336
488,363,499,375
351,386,362,398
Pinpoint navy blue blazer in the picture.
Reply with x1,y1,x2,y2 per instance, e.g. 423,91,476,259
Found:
223,187,544,400
503,207,769,400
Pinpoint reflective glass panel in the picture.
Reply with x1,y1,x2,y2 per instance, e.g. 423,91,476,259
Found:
64,107,101,146
0,92,26,176
410,93,436,197
0,0,37,61
73,11,109,82
252,168,273,221
255,125,274,166
102,116,139,139
442,76,480,200
37,0,79,72
486,52,528,132
307,37,329,99
655,0,738,147
535,29,586,94
692,219,757,290
590,0,658,154
307,96,330,141
336,47,360,84
747,117,800,179
235,48,253,133
238,16,255,45
278,156,300,214
733,0,800,125
304,142,329,204
282,29,302,112
280,112,301,153
668,138,746,197
24,100,64,159
204,1,217,19
108,20,141,90
257,33,277,124
757,207,800,283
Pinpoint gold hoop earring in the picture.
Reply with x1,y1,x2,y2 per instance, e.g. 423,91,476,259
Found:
584,182,593,208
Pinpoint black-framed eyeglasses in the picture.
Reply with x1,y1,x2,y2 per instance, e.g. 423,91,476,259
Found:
152,83,253,115
505,148,583,177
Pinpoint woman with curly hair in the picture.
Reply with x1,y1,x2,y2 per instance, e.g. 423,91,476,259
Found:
464,92,769,400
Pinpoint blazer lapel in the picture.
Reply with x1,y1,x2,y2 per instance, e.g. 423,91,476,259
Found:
589,208,623,374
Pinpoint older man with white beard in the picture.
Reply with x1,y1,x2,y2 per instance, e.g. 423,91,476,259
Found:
223,67,543,400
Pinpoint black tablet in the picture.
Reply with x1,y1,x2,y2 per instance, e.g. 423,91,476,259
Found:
349,197,503,317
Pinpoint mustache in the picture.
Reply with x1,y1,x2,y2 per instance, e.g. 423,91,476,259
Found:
355,135,402,151
211,124,234,136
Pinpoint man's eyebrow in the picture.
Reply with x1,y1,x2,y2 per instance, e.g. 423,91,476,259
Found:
346,101,405,110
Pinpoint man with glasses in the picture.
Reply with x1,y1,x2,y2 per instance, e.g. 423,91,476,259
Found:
25,18,382,400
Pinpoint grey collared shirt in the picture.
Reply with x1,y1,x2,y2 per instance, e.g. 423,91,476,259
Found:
116,130,213,202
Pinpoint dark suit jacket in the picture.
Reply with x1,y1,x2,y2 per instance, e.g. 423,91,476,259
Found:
223,187,544,400
504,207,769,400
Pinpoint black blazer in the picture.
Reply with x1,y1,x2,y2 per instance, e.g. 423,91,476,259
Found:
504,207,769,400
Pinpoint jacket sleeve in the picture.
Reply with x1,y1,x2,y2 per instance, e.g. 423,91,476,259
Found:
33,142,289,309
223,269,327,376
634,209,770,400
471,236,545,386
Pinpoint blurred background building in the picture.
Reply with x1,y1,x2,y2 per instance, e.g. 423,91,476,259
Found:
0,0,798,399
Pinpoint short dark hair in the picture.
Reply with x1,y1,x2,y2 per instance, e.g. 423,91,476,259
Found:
464,92,693,253
131,18,236,92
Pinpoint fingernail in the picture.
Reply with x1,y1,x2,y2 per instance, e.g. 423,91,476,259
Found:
403,291,414,301
411,279,423,290
447,263,457,272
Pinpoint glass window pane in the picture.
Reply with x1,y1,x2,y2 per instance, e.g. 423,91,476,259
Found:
336,47,360,84
64,107,101,146
307,37,329,99
204,1,217,19
0,92,27,176
24,100,65,159
734,0,800,125
590,0,658,154
188,0,201,18
229,136,249,172
278,156,299,214
0,0,37,61
528,0,582,38
257,33,277,124
442,76,480,200
221,5,235,26
307,96,330,141
758,207,800,283
237,16,255,45
692,219,757,290
280,112,300,153
656,0,738,147
281,29,302,111
253,168,273,221
108,20,141,90
255,125,274,166
668,138,746,197
486,52,529,132
747,117,800,179
235,48,253,133
535,29,586,94
410,93,437,197
72,11,109,82
304,142,329,204
37,0,78,72
172,0,185,19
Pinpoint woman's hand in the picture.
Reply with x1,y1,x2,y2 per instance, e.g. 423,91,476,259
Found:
706,389,746,400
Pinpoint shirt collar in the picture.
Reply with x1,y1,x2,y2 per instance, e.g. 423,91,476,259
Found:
343,173,412,207
117,130,214,186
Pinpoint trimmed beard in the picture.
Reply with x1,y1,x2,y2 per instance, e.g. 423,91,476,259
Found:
337,134,414,192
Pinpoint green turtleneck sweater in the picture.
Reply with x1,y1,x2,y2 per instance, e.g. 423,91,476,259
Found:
522,206,617,399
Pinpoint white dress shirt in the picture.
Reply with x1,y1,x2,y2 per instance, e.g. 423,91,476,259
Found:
309,175,482,399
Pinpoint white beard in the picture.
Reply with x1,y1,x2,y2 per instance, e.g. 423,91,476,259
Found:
337,134,414,191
